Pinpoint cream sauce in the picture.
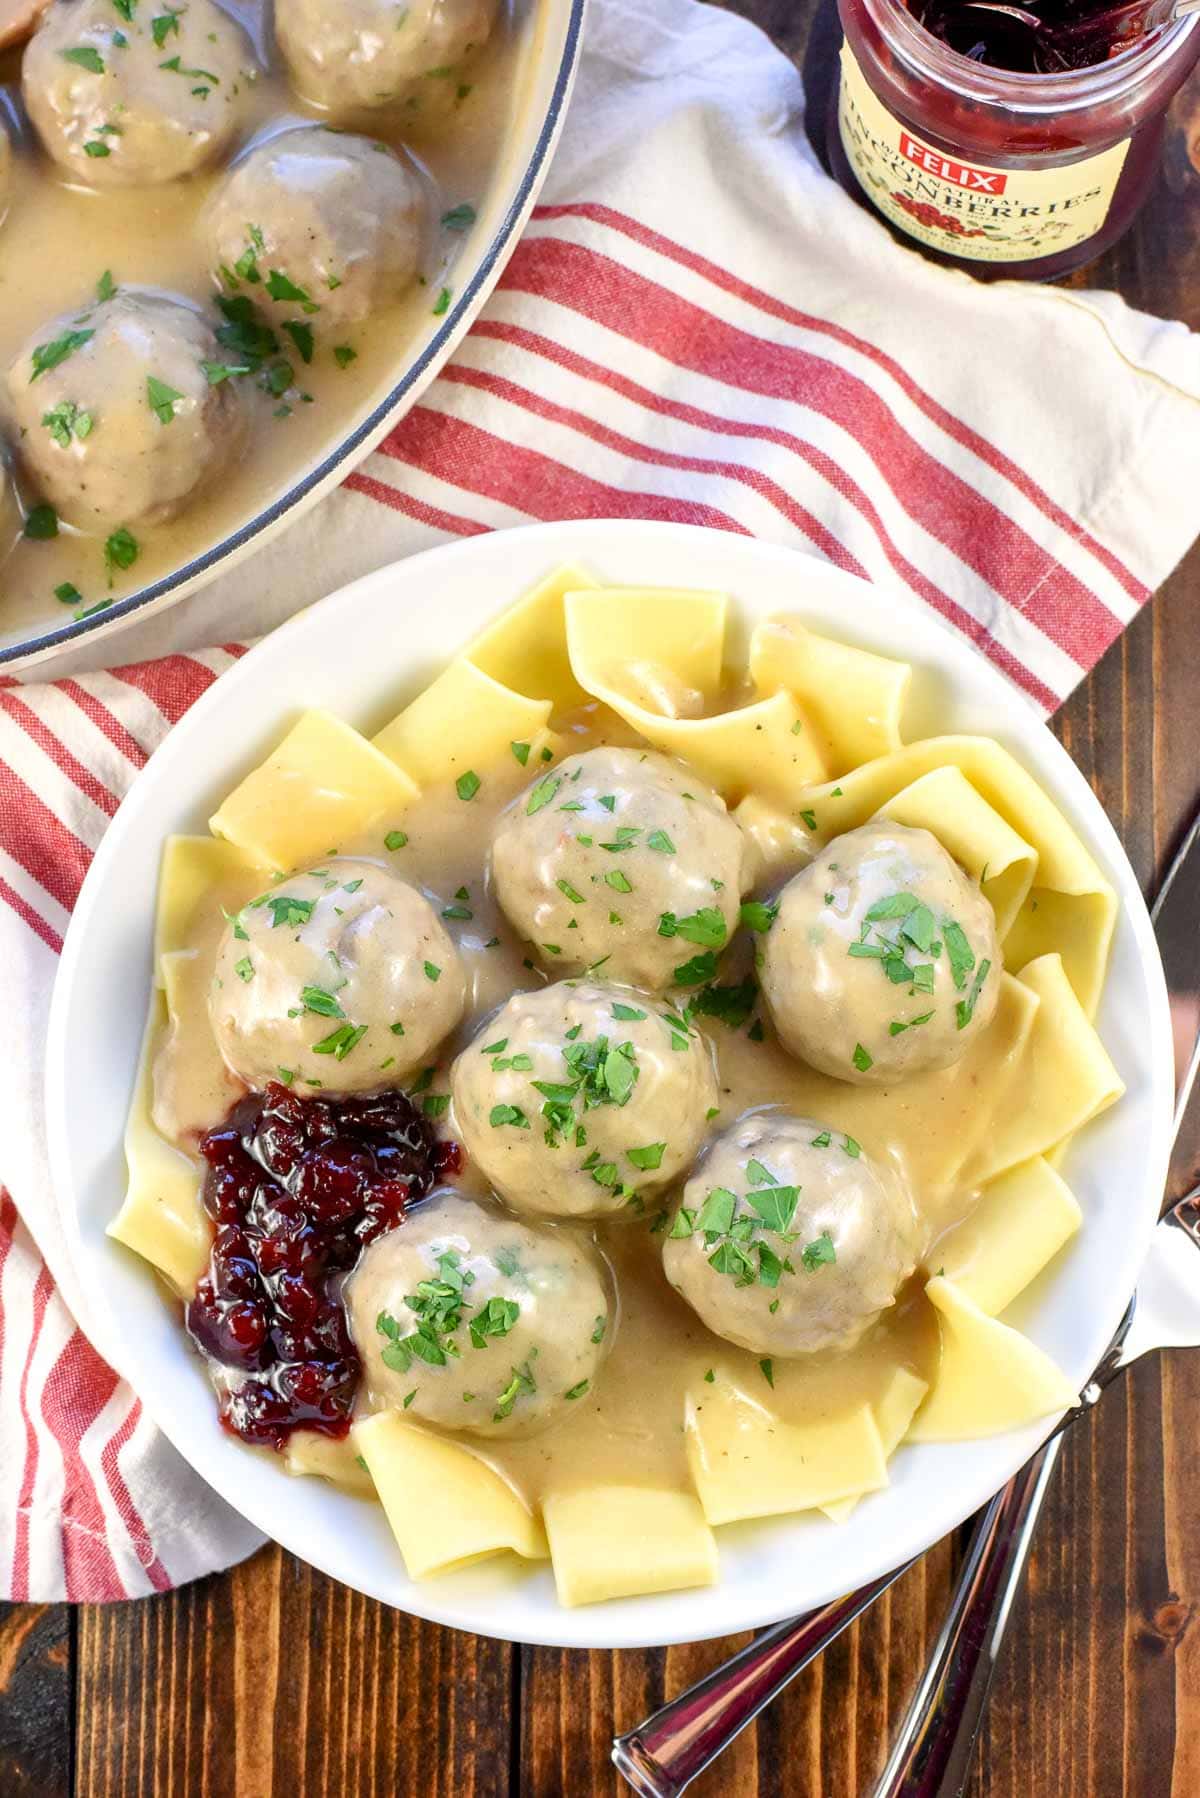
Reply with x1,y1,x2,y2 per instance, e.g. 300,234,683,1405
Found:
151,705,1030,1512
0,0,533,640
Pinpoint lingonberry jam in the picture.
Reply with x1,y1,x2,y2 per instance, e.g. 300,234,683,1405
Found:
829,0,1200,275
909,0,1158,72
186,1081,457,1449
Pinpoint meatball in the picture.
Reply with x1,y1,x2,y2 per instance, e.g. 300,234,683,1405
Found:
663,1112,919,1357
210,860,466,1094
451,979,718,1220
491,748,751,991
347,1189,611,1438
205,126,425,330
761,823,1001,1086
22,0,253,189
275,0,498,122
7,286,248,531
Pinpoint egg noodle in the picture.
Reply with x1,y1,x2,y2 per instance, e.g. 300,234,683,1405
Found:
114,566,1122,1608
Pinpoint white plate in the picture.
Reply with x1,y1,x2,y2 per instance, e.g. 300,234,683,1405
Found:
45,520,1173,1649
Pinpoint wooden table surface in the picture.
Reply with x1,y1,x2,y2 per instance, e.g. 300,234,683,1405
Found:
5,2,1200,1792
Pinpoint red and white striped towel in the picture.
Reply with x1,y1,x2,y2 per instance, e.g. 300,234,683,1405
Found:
5,0,1200,1603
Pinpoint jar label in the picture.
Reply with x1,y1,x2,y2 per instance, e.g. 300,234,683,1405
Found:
837,44,1131,262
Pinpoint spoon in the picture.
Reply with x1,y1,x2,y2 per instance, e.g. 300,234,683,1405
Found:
962,0,1200,48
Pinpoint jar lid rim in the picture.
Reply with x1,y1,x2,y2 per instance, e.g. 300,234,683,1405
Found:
864,0,1200,108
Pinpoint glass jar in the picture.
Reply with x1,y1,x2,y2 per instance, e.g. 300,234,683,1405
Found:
827,0,1200,277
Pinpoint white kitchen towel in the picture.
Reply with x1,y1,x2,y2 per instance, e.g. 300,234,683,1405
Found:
4,0,1200,1601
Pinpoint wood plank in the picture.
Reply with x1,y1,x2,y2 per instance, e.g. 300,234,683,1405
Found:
0,1603,72,1797
73,1545,514,1798
521,1543,956,1794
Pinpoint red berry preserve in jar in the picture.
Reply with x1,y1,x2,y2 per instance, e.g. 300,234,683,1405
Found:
827,0,1200,276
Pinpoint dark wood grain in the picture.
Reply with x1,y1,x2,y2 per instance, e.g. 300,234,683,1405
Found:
0,1604,72,1797
4,2,1200,1791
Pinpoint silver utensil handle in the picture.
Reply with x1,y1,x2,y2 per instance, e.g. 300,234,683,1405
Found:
611,1565,910,1798
869,1191,1200,1797
869,1439,1061,1798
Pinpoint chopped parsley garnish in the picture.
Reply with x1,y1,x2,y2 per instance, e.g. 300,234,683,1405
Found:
564,1380,589,1401
759,1358,775,1389
611,1003,646,1021
96,269,116,302
214,293,279,370
740,900,778,933
423,961,441,982
490,1103,530,1129
42,400,94,446
201,360,251,386
233,956,254,982
146,374,185,424
455,769,481,801
282,321,314,364
333,344,357,368
300,984,344,1019
691,975,757,1030
557,878,585,904
605,870,633,894
54,581,83,606
746,1184,799,1233
159,54,220,84
469,1295,519,1349
441,203,477,230
673,950,719,987
943,920,976,991
263,892,314,928
646,829,676,854
590,1315,607,1343
152,10,182,47
626,1142,666,1171
384,829,408,850
956,959,992,1030
312,1022,367,1060
376,1251,476,1371
658,906,727,950
104,526,139,576
801,1231,837,1271
526,773,560,815
890,1012,934,1036
511,740,531,765
799,810,817,831
432,286,452,316
30,328,94,382
852,1042,873,1073
493,1360,536,1421
62,45,105,73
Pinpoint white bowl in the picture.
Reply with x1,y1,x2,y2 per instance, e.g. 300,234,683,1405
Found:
1,0,586,671
45,520,1173,1649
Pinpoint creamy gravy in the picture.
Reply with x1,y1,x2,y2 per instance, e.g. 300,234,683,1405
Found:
150,705,1032,1511
0,0,532,641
